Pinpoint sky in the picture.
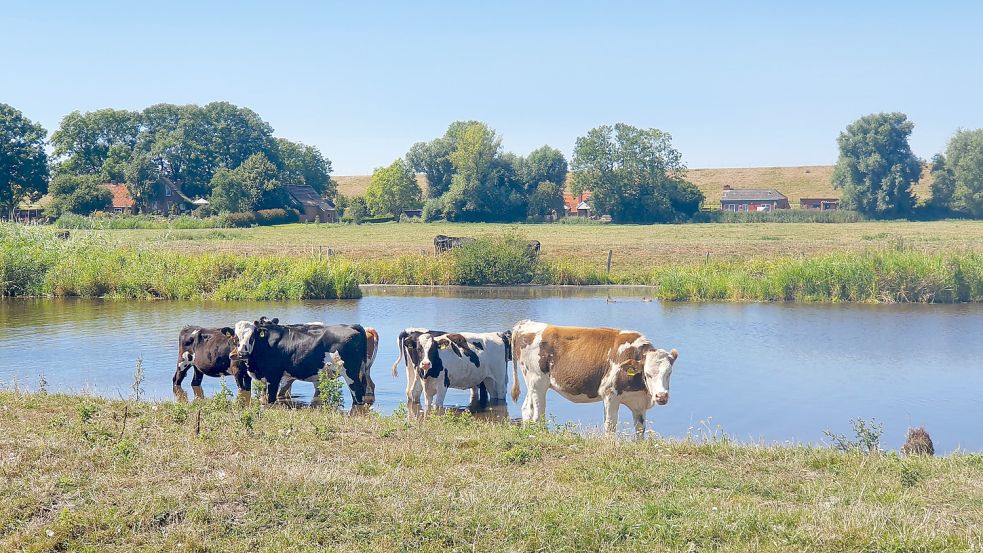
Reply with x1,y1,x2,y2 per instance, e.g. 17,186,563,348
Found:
2,0,982,175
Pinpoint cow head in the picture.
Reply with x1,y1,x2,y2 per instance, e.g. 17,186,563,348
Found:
228,319,273,361
640,347,677,407
411,333,444,378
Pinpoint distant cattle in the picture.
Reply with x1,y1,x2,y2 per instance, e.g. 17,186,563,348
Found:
229,318,376,405
510,320,678,435
525,240,541,259
173,326,251,392
433,234,475,255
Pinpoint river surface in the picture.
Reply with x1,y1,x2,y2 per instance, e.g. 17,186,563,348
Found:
1,286,981,453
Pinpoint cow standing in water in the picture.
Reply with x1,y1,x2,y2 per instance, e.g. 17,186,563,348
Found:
277,326,380,402
510,320,678,435
174,326,251,392
229,319,376,406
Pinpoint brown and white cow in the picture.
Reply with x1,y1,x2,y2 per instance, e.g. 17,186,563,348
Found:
510,320,678,435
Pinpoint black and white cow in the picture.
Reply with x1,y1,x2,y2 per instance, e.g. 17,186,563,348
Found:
277,326,380,402
395,329,511,411
229,318,376,405
174,326,251,392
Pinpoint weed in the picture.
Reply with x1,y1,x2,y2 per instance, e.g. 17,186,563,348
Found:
131,356,145,401
317,367,344,409
824,417,883,454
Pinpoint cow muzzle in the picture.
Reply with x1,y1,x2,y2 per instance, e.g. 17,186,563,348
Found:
655,392,669,405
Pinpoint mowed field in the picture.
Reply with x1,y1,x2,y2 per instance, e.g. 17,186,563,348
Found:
90,220,982,271
335,165,936,206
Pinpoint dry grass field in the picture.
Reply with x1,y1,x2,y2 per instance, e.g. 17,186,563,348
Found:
93,220,983,271
3,391,981,551
335,165,936,206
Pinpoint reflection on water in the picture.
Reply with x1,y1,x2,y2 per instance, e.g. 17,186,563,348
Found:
2,290,982,453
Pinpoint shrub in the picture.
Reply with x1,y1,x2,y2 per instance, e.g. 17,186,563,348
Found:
452,230,538,285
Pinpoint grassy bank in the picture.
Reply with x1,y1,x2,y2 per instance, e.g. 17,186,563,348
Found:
3,224,982,302
0,225,361,300
2,391,981,551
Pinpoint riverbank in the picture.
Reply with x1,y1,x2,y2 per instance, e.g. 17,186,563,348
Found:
1,391,980,551
3,224,981,302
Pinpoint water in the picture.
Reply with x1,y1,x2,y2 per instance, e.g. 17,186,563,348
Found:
2,287,981,453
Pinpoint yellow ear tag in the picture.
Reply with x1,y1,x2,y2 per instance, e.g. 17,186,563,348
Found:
259,330,267,338
438,342,449,349
622,360,640,377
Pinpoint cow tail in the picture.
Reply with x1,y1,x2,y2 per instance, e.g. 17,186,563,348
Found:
390,331,406,379
510,330,521,403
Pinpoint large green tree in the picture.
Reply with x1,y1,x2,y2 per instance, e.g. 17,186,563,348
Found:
406,137,453,199
48,174,111,216
571,123,703,222
364,159,422,218
50,108,141,176
209,153,284,213
526,181,565,220
928,153,956,211
443,122,515,221
276,138,335,197
0,103,49,218
520,146,568,193
944,128,983,217
123,152,164,210
832,113,921,218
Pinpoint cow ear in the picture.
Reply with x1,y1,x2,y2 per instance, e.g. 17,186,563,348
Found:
272,318,279,325
221,327,234,337
253,320,260,326
668,348,678,362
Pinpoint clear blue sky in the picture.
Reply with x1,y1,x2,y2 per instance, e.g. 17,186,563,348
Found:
3,1,982,174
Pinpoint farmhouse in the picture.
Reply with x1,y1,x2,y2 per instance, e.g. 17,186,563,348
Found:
11,195,51,223
285,185,337,223
563,191,592,217
799,197,840,210
105,184,137,215
719,185,790,212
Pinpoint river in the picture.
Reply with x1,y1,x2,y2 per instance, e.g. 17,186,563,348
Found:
1,286,980,453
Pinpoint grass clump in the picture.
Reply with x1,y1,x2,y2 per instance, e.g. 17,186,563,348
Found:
1,391,982,551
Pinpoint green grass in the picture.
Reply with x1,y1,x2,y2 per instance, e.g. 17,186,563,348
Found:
3,223,982,302
1,391,981,551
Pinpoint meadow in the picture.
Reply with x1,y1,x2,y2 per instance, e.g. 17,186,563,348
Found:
3,222,982,302
2,390,980,551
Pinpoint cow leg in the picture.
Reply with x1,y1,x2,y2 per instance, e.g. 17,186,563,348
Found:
530,376,550,422
234,371,252,393
190,367,205,387
631,408,646,438
173,362,190,386
405,369,421,404
277,376,295,401
603,395,621,434
265,374,283,405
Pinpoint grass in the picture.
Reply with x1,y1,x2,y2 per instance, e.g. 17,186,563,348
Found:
1,391,981,551
4,223,982,302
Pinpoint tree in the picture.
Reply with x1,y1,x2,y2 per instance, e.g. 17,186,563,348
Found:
364,159,422,219
342,196,368,224
208,168,251,213
520,146,568,193
0,103,49,218
832,113,921,218
571,123,703,222
123,152,163,210
48,174,111,216
50,108,141,176
928,154,956,211
945,128,983,217
406,138,454,199
276,138,335,197
527,181,565,220
443,122,509,221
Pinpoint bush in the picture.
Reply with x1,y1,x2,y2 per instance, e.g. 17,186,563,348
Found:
451,230,538,285
422,198,445,222
694,209,866,224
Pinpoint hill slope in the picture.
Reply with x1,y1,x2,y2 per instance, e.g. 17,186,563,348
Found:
335,165,934,206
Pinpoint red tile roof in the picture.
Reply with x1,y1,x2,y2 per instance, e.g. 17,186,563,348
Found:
562,191,591,213
104,184,135,208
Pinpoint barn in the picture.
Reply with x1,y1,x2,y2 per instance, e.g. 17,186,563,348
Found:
799,197,840,210
719,185,790,212
285,185,337,223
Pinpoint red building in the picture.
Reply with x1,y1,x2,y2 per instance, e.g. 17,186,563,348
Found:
562,191,592,217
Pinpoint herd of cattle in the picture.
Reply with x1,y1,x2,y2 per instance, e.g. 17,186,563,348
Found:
174,317,679,433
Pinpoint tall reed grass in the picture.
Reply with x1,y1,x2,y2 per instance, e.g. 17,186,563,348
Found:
2,224,980,302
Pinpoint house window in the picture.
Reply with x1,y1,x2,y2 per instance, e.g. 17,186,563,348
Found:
165,187,172,197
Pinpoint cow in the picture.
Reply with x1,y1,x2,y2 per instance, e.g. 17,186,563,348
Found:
433,234,475,255
526,240,541,259
173,326,251,392
277,326,380,402
390,327,445,403
510,320,678,436
228,318,376,406
396,329,511,411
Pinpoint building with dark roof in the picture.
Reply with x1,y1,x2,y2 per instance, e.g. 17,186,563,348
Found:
285,185,337,222
719,185,790,212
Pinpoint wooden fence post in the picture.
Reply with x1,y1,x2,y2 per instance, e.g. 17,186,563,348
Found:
606,250,613,273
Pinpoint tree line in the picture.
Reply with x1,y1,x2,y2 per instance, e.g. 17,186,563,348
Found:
3,101,983,223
